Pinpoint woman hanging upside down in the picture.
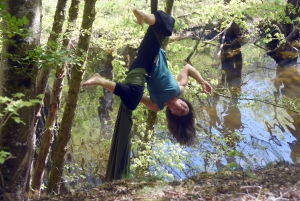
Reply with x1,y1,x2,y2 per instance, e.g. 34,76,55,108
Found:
83,9,212,146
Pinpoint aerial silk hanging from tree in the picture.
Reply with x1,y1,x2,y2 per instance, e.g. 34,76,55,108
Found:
105,2,177,181
105,102,133,180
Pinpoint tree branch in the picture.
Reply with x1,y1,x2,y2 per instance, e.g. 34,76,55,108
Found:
217,21,233,57
185,23,209,65
213,90,299,113
285,23,299,42
114,44,129,60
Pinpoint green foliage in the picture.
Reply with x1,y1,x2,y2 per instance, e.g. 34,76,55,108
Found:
136,181,168,197
131,130,190,180
0,2,83,75
0,1,29,40
0,94,43,126
63,163,85,183
4,14,29,38
281,97,300,112
62,136,111,189
0,150,10,164
226,162,239,169
227,150,243,158
91,0,150,50
112,59,127,82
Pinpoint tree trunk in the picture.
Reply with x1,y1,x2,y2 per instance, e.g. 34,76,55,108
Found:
35,0,69,113
47,0,97,194
164,0,174,15
0,0,41,200
31,0,81,197
162,0,174,48
266,0,299,63
151,0,158,14
284,0,299,37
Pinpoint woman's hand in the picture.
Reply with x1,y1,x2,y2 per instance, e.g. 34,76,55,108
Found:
201,80,213,94
177,64,213,95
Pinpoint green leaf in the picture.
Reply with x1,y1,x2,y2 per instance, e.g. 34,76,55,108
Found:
227,162,239,169
13,93,24,98
0,96,10,103
0,151,10,164
228,150,238,157
12,117,24,125
11,16,17,22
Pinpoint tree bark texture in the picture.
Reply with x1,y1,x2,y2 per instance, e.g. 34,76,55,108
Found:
0,0,41,200
162,0,174,49
31,0,81,197
46,0,97,194
164,0,174,18
35,0,69,113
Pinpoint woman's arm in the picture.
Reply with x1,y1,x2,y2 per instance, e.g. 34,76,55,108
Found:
177,64,212,94
140,95,160,112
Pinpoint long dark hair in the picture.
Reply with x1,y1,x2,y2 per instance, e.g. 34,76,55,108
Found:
165,97,196,146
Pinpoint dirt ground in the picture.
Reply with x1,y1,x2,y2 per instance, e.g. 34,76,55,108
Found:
35,162,300,201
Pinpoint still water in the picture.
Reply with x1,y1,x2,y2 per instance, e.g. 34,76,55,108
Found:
164,42,300,179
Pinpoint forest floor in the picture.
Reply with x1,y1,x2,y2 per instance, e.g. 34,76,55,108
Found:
34,162,300,201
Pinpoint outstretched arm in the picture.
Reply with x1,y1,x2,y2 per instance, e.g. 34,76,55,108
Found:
177,64,212,94
141,95,160,112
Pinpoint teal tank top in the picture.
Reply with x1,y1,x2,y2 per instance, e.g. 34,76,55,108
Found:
147,49,180,110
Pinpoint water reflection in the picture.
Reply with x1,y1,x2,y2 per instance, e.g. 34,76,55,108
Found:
207,41,243,170
202,48,300,172
274,61,300,163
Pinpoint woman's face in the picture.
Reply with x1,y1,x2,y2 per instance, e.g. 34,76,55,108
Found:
168,98,189,116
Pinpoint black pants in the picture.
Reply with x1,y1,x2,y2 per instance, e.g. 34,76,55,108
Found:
113,11,175,110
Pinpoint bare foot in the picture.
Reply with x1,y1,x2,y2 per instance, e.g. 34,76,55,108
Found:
82,73,103,86
133,9,146,25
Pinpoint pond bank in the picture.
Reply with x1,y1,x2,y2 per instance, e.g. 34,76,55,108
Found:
34,161,300,200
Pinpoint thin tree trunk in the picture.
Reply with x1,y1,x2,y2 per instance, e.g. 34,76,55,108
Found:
31,0,81,197
47,0,97,194
151,0,158,14
0,0,41,200
164,0,174,15
35,0,69,115
161,0,174,49
185,24,208,65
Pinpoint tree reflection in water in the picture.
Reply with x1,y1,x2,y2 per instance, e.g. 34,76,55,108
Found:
206,40,243,171
274,61,300,163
